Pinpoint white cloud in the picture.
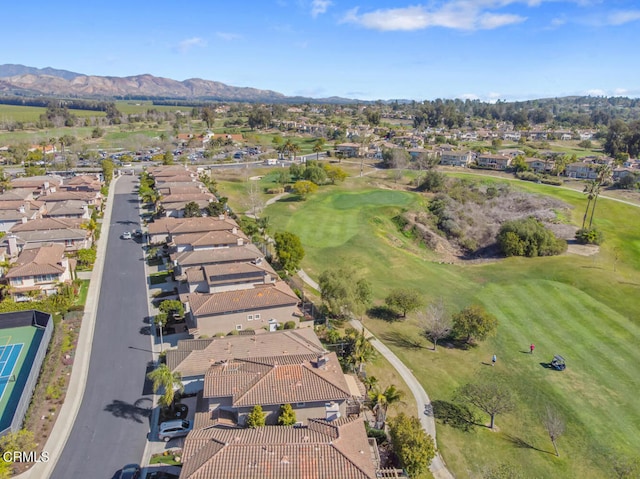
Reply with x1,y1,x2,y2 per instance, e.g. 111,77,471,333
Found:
586,88,606,96
341,2,527,31
461,93,480,100
177,37,207,53
604,10,640,26
311,0,332,17
614,88,629,95
216,32,242,41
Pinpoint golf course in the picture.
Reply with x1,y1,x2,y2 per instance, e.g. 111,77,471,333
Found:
222,170,640,478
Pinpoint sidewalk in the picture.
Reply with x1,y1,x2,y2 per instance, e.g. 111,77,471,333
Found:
297,268,455,479
17,176,120,479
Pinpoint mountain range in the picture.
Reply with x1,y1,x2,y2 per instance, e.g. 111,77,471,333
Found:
0,64,353,103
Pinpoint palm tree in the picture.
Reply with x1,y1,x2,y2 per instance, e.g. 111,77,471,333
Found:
147,364,183,408
582,180,597,229
312,138,325,161
348,328,376,374
369,384,403,429
588,163,612,229
282,139,295,160
289,142,301,162
362,375,378,392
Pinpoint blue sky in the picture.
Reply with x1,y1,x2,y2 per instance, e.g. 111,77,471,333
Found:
4,0,640,101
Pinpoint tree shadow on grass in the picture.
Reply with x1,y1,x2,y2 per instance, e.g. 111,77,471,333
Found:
367,306,401,322
504,434,553,454
431,400,478,432
379,330,425,349
104,398,152,423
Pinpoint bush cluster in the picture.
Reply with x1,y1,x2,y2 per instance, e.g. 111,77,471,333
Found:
497,217,567,257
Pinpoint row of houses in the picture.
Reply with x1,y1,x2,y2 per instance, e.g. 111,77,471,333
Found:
0,174,103,301
147,165,218,218
145,167,309,338
144,166,390,477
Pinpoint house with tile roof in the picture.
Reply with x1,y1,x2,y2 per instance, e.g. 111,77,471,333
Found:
171,244,264,274
185,282,302,336
44,200,90,219
8,217,91,252
58,174,102,193
166,328,325,393
159,192,218,218
39,190,102,208
170,229,248,253
439,150,474,167
148,216,239,245
200,351,352,426
476,153,512,170
0,200,44,232
183,258,278,294
3,243,74,300
179,416,378,479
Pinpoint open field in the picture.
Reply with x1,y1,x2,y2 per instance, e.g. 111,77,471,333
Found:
260,173,640,478
0,104,107,123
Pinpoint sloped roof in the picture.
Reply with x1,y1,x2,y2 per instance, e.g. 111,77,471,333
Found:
203,352,351,406
40,190,99,202
172,230,247,247
167,329,324,376
5,243,66,278
148,216,239,236
180,417,376,479
189,283,298,317
171,244,262,267
10,217,84,232
45,200,86,216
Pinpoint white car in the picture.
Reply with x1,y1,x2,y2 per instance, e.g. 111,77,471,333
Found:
158,419,192,442
121,231,132,239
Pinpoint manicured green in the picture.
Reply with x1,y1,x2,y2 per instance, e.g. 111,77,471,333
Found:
264,174,640,478
0,104,106,123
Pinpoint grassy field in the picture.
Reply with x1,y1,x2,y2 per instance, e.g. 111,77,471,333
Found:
259,173,640,478
0,104,107,123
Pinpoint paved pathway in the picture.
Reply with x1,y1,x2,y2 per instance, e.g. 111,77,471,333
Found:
297,269,455,479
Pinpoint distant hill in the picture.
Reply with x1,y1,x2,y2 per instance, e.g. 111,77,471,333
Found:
0,64,82,81
0,64,354,103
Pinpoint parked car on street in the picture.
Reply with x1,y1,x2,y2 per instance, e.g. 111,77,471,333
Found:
118,463,140,479
121,231,132,240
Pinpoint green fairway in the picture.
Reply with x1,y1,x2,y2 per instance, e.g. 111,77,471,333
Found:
262,176,640,478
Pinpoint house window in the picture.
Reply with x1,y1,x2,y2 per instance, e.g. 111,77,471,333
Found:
296,402,305,408
65,239,73,247
247,315,253,321
13,278,23,286
254,314,261,320
236,324,242,331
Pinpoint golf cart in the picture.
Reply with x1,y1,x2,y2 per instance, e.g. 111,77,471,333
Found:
550,355,566,371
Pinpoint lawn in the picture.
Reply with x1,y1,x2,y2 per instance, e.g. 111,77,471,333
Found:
0,104,107,123
263,174,640,478
75,280,90,306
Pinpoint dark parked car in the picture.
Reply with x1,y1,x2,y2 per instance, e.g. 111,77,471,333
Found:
118,463,140,479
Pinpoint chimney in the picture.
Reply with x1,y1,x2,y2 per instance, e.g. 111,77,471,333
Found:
232,227,237,235
218,214,225,220
44,181,49,190
316,354,328,368
237,238,244,246
18,205,25,214
21,217,28,224
8,235,19,258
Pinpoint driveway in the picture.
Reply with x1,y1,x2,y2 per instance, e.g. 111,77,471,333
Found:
50,176,153,479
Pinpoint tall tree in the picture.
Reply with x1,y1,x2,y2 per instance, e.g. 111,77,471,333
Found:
201,107,215,129
421,298,452,351
183,201,202,217
369,384,403,429
147,364,184,407
452,304,498,344
456,380,514,429
277,404,297,426
318,267,371,319
274,231,305,273
588,163,612,229
246,405,266,428
312,138,325,161
385,288,423,318
388,413,436,477
542,405,565,457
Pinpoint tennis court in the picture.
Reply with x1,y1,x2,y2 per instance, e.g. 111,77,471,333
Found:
0,341,23,400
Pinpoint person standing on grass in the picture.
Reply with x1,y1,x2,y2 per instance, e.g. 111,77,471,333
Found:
492,354,497,366
530,343,535,354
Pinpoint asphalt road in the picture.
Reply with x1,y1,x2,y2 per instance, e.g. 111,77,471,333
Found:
51,176,153,479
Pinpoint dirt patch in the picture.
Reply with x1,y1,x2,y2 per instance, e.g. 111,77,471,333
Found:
566,242,599,256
